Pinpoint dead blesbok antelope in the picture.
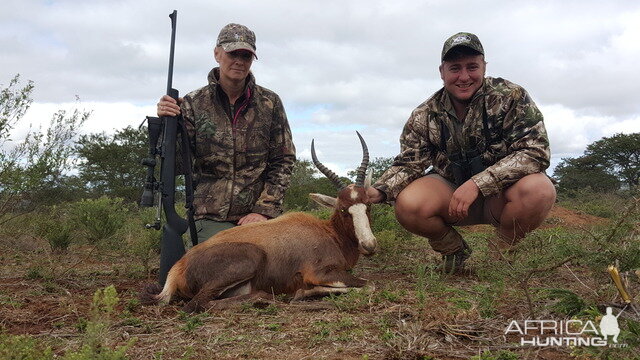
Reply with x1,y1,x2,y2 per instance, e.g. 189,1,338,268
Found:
141,132,378,312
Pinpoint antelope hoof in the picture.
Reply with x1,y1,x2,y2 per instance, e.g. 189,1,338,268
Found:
292,289,307,302
182,300,205,313
358,283,376,293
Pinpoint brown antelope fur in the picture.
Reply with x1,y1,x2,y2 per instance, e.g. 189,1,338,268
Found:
140,132,376,313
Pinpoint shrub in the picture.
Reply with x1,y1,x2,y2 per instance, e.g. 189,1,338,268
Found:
35,205,74,253
68,285,135,359
0,332,54,360
69,196,128,243
0,313,134,360
122,210,161,278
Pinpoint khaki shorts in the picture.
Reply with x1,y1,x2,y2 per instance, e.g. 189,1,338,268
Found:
425,174,501,227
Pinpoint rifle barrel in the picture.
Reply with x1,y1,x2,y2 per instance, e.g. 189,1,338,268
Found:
166,10,177,97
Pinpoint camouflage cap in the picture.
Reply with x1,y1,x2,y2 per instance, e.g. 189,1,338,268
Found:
441,32,484,61
216,23,257,59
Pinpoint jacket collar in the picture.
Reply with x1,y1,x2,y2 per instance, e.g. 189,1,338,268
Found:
207,67,256,93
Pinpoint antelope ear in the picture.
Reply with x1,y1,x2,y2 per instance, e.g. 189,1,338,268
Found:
309,193,337,208
364,168,373,188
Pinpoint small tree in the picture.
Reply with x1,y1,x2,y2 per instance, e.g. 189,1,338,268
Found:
0,75,89,225
585,133,640,188
553,133,640,194
0,74,33,142
553,155,620,194
283,159,344,211
347,156,394,182
75,126,148,203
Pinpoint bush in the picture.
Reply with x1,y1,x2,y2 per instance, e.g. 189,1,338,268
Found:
1,74,89,224
122,208,161,278
35,205,74,253
0,326,133,360
0,331,54,360
307,206,333,220
68,285,135,360
69,197,128,243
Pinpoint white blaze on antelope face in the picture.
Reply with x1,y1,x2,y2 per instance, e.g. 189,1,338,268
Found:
347,203,377,255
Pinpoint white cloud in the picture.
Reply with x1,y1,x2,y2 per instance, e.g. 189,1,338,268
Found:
602,117,640,135
542,104,612,156
12,102,155,141
2,0,640,176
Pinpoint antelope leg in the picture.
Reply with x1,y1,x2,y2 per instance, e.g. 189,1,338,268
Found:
183,276,253,313
293,271,372,300
307,270,367,288
293,286,354,300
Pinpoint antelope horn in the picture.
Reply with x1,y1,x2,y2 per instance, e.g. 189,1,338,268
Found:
354,131,370,187
311,139,347,191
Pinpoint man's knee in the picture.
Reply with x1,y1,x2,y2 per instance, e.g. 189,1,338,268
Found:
507,174,556,209
394,195,427,228
394,194,420,219
395,190,444,225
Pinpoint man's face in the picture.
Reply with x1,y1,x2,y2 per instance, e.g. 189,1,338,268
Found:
214,47,254,82
439,54,486,105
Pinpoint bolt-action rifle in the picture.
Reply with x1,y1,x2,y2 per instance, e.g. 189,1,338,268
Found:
140,10,197,285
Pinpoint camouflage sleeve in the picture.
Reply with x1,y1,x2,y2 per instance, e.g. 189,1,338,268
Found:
373,110,433,202
175,96,196,175
471,88,550,196
251,94,296,218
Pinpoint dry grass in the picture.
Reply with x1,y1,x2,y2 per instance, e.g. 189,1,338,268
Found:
0,205,638,359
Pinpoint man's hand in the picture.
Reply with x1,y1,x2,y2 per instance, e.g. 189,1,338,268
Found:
448,179,480,221
237,213,268,225
366,187,385,204
157,94,183,117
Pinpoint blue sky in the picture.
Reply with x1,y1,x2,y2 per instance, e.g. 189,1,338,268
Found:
2,0,640,177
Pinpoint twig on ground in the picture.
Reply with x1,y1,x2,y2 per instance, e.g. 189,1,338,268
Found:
563,263,599,296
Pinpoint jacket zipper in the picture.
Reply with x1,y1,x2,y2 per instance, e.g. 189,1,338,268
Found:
232,87,251,128
228,87,252,219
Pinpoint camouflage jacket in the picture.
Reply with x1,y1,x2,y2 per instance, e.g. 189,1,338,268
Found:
374,77,550,200
180,68,296,221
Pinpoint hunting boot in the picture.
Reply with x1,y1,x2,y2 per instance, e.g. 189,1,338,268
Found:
439,238,472,274
430,229,473,274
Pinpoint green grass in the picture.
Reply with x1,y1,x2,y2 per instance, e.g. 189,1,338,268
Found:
1,193,638,359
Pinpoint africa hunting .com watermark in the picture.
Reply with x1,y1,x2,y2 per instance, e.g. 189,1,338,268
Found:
504,306,628,348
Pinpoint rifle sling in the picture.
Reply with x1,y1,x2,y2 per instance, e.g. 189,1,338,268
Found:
178,115,199,247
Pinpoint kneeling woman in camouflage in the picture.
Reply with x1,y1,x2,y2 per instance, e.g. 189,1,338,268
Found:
157,23,295,244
